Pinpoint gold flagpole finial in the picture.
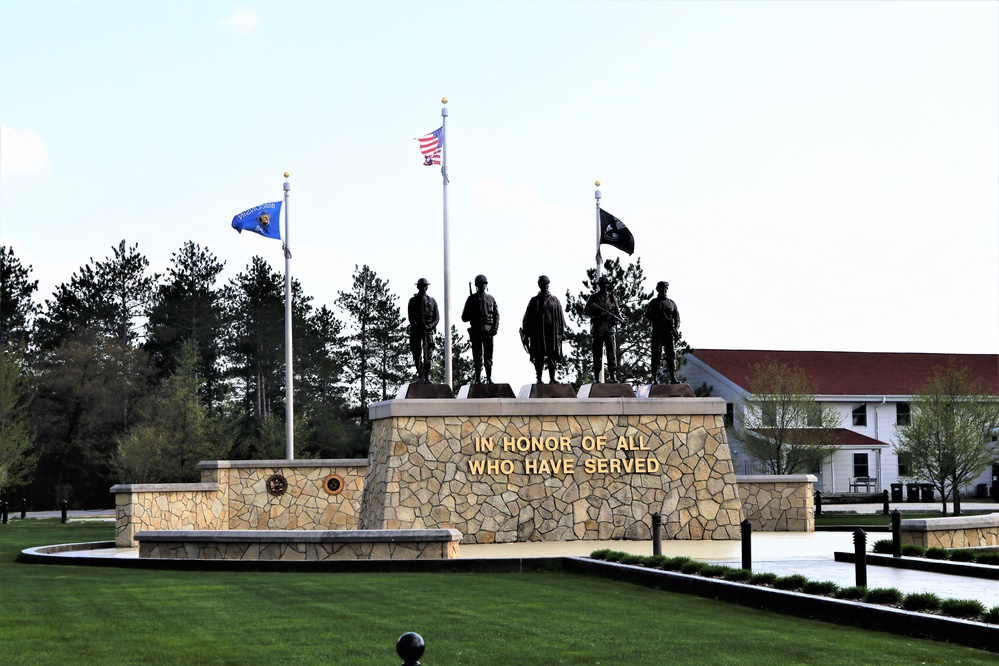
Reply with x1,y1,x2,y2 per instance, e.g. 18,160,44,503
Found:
284,171,290,179
595,180,601,187
441,97,448,104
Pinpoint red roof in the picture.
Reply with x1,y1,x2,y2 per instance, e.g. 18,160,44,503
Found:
690,350,999,396
753,428,888,447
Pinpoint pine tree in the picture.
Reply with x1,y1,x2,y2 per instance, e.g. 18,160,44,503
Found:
0,246,40,352
0,350,36,494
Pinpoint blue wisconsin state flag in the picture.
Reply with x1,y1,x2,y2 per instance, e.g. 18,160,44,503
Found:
232,201,282,240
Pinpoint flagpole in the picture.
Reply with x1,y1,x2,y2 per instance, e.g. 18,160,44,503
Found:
441,97,453,389
283,171,294,461
595,180,602,280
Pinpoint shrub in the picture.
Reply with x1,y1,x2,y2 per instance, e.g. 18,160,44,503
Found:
864,587,903,605
660,556,691,571
901,592,941,612
721,568,753,582
772,574,809,591
646,554,669,569
871,539,894,554
901,544,926,557
939,598,985,620
698,564,731,578
618,554,645,566
680,561,705,575
948,550,974,562
924,547,949,560
603,550,625,562
974,552,999,566
801,580,839,596
833,586,866,600
590,549,613,560
982,605,999,624
748,572,778,586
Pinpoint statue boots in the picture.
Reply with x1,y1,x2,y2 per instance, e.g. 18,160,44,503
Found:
474,363,482,385
484,363,493,384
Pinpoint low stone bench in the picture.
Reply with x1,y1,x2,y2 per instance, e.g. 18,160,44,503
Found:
899,512,999,549
136,529,462,561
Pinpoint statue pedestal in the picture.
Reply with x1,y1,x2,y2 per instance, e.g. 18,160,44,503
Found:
457,383,516,399
577,383,636,398
638,383,696,398
398,383,455,399
517,383,577,398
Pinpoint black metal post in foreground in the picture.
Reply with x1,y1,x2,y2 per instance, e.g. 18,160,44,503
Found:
397,632,425,666
882,489,889,515
814,490,822,516
740,519,752,571
891,509,901,558
20,498,27,520
60,500,68,524
1,500,8,525
853,528,867,588
651,512,662,556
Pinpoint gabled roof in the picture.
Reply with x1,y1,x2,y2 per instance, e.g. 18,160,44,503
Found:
750,428,888,447
690,350,998,396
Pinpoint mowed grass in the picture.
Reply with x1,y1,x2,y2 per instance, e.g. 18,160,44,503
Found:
1,521,995,665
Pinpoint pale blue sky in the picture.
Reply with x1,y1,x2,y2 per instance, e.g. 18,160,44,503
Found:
2,1,996,389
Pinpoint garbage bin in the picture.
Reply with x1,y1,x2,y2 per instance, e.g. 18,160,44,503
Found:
977,483,989,499
920,483,934,502
906,483,920,502
890,483,903,503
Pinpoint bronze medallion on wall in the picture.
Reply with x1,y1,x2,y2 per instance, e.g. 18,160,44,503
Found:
266,474,289,496
323,474,345,496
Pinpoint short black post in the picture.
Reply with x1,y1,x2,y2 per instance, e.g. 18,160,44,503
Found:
740,519,752,571
397,632,425,666
891,509,901,558
814,490,822,517
60,500,68,524
853,528,867,588
882,489,889,515
20,498,27,520
953,488,961,516
651,512,662,556
1,500,8,525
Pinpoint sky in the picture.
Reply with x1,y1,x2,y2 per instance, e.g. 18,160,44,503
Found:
1,0,997,391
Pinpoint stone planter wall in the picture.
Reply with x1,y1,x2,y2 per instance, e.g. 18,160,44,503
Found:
736,475,816,532
899,513,999,548
360,397,744,543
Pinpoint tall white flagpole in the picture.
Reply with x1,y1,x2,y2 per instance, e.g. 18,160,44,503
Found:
595,180,602,280
283,171,294,460
441,97,453,389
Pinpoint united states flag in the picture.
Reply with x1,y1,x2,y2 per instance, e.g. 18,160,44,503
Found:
417,127,444,166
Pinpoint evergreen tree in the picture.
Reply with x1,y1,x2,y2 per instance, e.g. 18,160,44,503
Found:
145,242,226,408
431,325,475,389
0,246,40,351
0,350,36,494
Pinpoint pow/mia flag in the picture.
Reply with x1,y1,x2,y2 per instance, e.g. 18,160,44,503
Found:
232,201,282,240
599,208,634,255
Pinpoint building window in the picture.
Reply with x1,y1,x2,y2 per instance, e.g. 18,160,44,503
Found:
852,404,867,427
898,453,911,477
806,404,822,427
896,402,910,426
724,403,734,426
853,453,869,478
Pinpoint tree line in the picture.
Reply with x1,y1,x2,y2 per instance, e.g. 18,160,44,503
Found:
1,242,690,508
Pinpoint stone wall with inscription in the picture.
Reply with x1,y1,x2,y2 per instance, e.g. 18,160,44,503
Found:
360,398,744,543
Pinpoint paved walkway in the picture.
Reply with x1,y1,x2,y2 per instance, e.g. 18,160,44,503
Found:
15,503,999,607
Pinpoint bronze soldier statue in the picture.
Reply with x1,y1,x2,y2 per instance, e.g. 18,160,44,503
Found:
461,274,499,384
644,280,681,384
407,278,439,384
521,275,565,384
584,275,624,383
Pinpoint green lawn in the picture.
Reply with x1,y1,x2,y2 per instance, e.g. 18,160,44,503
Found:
1,520,995,665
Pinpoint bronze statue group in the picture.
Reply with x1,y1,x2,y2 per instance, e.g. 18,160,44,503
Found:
407,275,680,387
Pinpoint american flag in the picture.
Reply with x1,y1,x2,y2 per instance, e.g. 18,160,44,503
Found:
417,126,444,166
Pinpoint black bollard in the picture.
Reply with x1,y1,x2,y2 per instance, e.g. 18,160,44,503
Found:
651,512,662,556
891,509,901,558
61,500,68,524
396,632,425,666
853,528,867,588
20,498,27,520
814,490,822,517
954,489,961,516
882,489,889,515
1,500,7,525
740,519,752,571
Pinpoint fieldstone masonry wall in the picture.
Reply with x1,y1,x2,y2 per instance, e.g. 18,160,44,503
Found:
899,513,999,548
736,475,816,531
360,397,745,543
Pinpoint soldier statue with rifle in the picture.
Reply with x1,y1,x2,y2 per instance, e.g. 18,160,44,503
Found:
584,274,625,383
461,274,499,384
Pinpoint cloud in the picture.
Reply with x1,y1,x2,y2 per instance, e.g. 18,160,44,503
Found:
0,125,49,179
220,6,260,34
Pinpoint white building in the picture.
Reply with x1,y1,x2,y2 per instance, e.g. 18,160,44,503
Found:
682,350,999,498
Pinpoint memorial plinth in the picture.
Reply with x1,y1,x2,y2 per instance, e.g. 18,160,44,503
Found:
360,397,743,543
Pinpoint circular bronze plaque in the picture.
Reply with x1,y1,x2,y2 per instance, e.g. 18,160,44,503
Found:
323,474,345,496
266,474,289,496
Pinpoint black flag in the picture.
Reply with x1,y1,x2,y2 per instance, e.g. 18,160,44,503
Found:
599,209,634,255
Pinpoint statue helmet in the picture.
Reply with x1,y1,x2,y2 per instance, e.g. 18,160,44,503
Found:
474,274,488,286
656,280,669,291
538,275,550,285
416,278,430,287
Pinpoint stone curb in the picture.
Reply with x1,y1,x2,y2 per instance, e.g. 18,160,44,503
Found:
834,551,999,580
